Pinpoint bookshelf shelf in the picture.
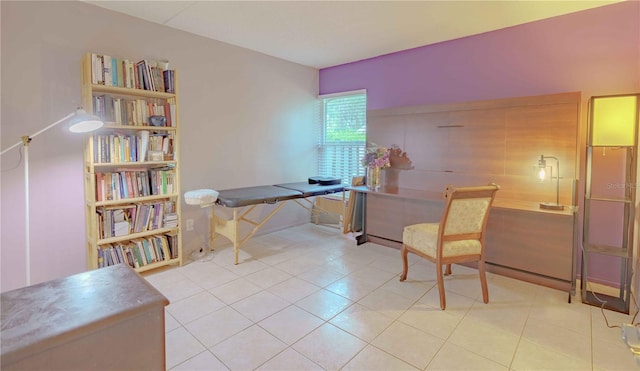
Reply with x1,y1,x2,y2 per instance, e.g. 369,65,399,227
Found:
98,227,178,245
135,258,182,273
584,243,629,258
82,52,182,273
91,84,175,99
586,196,632,203
92,193,180,207
93,160,177,169
102,125,178,131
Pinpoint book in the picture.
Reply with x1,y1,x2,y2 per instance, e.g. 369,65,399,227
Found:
92,53,104,85
125,245,138,268
122,245,135,268
167,233,178,259
111,57,118,87
95,173,104,201
145,60,156,91
163,69,174,93
134,240,147,266
136,61,147,90
97,248,104,268
141,238,153,263
113,221,129,237
103,55,112,86
160,236,170,260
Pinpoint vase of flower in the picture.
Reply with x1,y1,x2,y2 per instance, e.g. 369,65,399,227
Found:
367,166,382,191
362,143,390,191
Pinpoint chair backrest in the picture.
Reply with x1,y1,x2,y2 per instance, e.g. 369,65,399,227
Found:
439,184,500,241
351,176,365,186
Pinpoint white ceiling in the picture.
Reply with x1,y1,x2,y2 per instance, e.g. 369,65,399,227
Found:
87,0,623,69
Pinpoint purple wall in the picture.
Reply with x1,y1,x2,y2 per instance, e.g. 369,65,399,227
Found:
320,1,640,287
320,2,639,110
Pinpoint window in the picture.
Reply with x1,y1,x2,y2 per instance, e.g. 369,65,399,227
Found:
318,90,367,184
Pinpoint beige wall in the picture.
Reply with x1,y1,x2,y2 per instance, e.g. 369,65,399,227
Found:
0,1,319,291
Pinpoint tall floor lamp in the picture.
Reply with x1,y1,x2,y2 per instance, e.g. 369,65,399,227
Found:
0,108,103,286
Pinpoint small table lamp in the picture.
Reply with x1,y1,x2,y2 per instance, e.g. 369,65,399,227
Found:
538,154,564,211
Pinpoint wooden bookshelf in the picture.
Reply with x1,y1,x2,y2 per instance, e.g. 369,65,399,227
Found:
81,52,182,272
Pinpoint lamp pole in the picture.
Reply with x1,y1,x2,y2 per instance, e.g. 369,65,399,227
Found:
548,156,561,207
1,110,102,286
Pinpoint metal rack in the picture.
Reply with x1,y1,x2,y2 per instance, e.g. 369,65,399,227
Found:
581,94,639,314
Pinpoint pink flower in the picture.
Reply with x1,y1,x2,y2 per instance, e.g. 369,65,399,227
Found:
362,143,390,168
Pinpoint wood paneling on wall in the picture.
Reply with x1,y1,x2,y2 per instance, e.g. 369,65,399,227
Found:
368,92,581,205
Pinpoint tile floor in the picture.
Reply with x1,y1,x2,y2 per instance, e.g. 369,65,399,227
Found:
144,223,639,370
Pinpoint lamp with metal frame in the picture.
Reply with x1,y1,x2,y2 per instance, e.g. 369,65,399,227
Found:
0,108,103,286
537,154,564,211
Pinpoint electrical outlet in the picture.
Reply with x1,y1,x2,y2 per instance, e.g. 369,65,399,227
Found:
186,219,194,231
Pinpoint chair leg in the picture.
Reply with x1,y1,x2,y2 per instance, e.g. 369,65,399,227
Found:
479,261,489,304
445,264,452,276
400,245,409,281
436,263,446,310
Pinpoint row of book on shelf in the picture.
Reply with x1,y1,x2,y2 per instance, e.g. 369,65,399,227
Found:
97,200,177,239
93,95,176,127
91,53,175,93
96,168,176,202
97,233,179,269
93,132,173,164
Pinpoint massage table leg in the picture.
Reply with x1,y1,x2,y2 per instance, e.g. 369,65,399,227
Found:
211,202,290,264
295,197,344,228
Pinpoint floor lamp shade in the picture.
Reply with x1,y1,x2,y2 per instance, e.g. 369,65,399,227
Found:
590,95,638,146
68,109,103,133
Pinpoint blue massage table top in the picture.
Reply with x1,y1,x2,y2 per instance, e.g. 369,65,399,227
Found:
216,182,345,208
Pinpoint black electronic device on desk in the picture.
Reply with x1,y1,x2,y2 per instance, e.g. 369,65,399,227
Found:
308,176,341,186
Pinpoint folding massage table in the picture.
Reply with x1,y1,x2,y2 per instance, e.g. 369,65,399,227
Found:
186,182,345,264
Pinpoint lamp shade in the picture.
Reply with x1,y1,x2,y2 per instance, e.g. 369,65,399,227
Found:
68,109,103,133
591,95,638,146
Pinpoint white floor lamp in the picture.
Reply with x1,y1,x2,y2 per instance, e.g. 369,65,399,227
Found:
0,108,103,286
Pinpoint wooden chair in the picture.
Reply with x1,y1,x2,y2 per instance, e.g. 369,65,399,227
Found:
400,183,500,310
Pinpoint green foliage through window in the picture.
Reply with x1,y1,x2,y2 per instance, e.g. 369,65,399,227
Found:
319,92,367,182
323,94,367,143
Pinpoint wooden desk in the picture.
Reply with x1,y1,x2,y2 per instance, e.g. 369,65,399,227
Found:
351,186,577,297
1,264,169,370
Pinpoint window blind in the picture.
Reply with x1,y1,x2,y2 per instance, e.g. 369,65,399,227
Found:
318,91,367,184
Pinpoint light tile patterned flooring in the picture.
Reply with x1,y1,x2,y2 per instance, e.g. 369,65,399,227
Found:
144,223,639,370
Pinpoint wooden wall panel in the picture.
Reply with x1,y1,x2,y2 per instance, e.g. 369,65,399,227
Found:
504,103,578,178
404,114,448,172
368,92,580,205
446,116,505,174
